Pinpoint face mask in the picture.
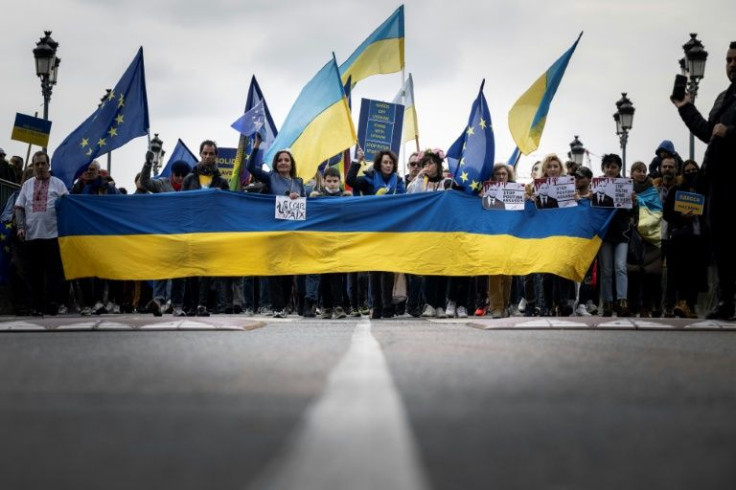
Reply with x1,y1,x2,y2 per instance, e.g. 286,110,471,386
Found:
684,173,697,186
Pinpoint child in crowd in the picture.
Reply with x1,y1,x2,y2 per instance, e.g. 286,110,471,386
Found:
309,167,352,319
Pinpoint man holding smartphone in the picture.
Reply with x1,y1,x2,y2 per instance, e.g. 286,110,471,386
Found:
672,41,736,320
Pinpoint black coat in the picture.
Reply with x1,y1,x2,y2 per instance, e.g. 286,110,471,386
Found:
182,164,229,191
678,82,736,194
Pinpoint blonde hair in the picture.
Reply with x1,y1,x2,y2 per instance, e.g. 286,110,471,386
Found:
540,154,565,177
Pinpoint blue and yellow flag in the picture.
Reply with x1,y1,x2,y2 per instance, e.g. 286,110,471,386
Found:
264,57,356,181
52,48,149,188
157,139,197,178
392,73,419,145
447,80,495,194
339,5,405,88
636,186,662,247
57,191,614,282
508,33,582,155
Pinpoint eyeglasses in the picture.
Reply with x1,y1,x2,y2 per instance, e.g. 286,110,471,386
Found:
409,162,419,168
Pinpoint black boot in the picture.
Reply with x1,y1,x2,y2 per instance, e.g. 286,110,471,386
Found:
706,301,735,321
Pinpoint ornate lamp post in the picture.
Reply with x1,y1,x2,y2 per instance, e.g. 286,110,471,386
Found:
614,93,635,176
33,30,60,150
682,33,708,159
568,135,585,166
149,134,165,176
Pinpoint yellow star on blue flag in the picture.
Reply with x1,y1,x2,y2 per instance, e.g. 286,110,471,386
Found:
447,80,495,195
51,47,149,188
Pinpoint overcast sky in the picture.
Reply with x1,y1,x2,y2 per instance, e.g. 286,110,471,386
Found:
2,0,734,189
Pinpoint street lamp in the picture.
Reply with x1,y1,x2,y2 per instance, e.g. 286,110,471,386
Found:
682,33,708,159
149,134,165,176
614,93,635,176
568,135,585,166
33,31,60,127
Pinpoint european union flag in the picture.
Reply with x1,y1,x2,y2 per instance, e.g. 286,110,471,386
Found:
52,48,149,189
232,99,267,138
157,139,198,178
229,76,278,190
447,80,495,194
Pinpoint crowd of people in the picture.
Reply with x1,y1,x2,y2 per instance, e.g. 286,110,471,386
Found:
2,41,734,322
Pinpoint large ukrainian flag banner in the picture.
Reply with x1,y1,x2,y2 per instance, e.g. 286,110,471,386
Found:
339,5,405,88
57,191,613,282
263,57,356,181
508,33,582,155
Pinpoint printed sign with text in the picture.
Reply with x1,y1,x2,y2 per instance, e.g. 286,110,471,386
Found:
674,190,704,215
481,181,526,211
590,177,633,209
533,176,577,209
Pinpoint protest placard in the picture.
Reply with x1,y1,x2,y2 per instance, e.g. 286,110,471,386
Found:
533,176,577,209
357,99,404,162
481,181,526,211
275,196,307,221
591,177,633,208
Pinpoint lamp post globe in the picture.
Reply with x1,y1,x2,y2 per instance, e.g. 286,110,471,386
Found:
683,33,708,80
149,134,165,175
682,33,708,159
569,135,585,166
614,93,635,176
33,31,60,151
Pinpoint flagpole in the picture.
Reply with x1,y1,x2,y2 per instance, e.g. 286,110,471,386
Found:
401,67,407,177
25,111,39,171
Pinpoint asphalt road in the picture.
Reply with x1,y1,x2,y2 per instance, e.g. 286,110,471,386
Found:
1,315,734,490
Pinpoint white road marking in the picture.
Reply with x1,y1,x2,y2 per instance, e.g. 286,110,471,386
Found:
249,320,428,490
0,321,45,331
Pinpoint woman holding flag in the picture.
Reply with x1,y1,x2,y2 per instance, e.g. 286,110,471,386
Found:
347,147,405,319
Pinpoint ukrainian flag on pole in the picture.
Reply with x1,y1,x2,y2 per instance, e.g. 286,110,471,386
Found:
339,5,405,88
392,73,418,145
508,32,582,155
264,56,356,180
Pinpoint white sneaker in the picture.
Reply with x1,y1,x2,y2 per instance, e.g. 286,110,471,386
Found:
457,306,468,318
172,306,186,317
421,305,436,317
435,307,447,319
445,301,457,318
576,304,592,316
491,309,504,319
519,297,527,313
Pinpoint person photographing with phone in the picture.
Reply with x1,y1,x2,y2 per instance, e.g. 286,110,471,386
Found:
672,41,736,320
